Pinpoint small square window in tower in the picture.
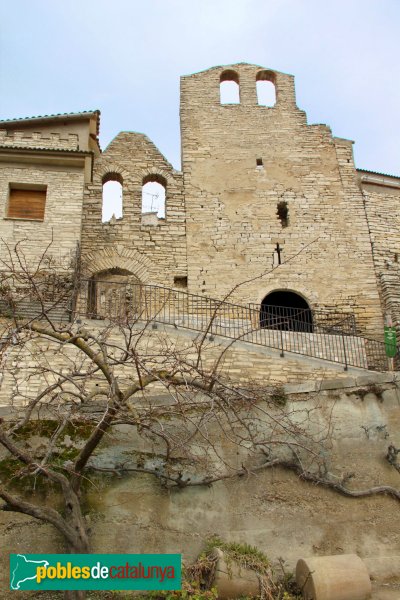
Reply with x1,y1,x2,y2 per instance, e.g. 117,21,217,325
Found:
174,276,188,289
7,187,47,221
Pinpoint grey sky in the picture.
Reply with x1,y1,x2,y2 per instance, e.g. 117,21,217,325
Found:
0,0,399,174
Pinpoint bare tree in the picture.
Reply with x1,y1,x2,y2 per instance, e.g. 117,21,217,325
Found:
0,242,399,600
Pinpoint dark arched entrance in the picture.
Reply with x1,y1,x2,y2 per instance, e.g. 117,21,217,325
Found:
87,268,141,321
260,291,313,332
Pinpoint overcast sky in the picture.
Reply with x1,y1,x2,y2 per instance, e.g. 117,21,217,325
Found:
0,0,399,175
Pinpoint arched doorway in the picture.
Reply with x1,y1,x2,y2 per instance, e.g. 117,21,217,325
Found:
260,291,313,332
87,268,141,321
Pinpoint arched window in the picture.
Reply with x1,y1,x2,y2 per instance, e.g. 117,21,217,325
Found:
102,173,123,222
220,70,240,104
141,174,166,219
260,291,313,332
256,70,276,107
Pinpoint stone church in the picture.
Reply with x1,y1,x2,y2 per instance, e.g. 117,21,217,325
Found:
3,65,400,595
0,62,399,345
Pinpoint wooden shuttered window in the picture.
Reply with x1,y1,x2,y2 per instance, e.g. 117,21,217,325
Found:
7,188,46,221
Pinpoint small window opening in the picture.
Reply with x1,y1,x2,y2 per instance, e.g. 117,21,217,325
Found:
87,279,96,317
142,174,166,218
395,253,398,263
256,70,276,107
274,243,284,265
102,174,123,222
277,201,289,228
174,276,188,289
220,70,240,104
7,185,47,221
256,158,263,167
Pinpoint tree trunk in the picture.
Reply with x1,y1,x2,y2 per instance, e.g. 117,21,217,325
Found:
63,482,91,553
65,526,90,554
62,487,90,600
62,534,90,600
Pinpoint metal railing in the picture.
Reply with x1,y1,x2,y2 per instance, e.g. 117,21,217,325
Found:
251,303,357,335
74,279,391,372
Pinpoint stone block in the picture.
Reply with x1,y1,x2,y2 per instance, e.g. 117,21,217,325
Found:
356,373,395,386
284,381,317,394
320,377,356,390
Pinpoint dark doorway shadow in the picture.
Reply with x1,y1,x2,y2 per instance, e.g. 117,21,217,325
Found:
260,291,313,332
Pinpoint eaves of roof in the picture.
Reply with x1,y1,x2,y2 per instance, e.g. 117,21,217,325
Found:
0,110,101,137
0,145,93,155
357,168,400,181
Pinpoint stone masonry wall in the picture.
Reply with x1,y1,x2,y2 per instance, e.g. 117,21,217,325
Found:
0,120,91,273
0,129,79,151
0,320,374,410
1,64,398,345
0,165,84,269
81,133,187,286
180,64,384,339
361,177,400,331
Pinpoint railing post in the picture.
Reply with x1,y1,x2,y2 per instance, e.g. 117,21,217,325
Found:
342,333,348,371
280,328,284,358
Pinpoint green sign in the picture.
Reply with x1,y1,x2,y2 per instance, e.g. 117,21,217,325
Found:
10,554,181,591
384,326,397,358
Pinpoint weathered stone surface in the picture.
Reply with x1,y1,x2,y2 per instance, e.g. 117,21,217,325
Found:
180,64,385,340
284,381,317,394
1,383,399,597
356,373,397,386
320,377,356,390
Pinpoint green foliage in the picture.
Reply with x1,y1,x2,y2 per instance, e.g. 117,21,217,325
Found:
204,536,271,574
140,582,218,600
29,540,301,600
0,419,94,495
200,536,301,600
0,456,22,481
0,455,55,495
11,418,94,441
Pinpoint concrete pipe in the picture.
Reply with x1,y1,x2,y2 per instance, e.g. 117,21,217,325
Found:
296,554,371,600
211,548,260,599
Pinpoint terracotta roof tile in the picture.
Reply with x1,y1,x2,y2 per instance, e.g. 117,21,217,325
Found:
0,145,92,155
358,168,400,180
